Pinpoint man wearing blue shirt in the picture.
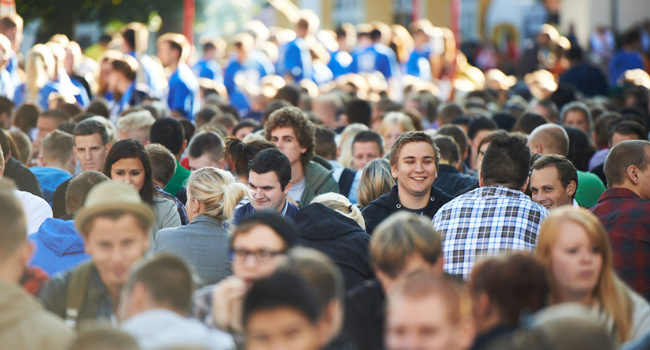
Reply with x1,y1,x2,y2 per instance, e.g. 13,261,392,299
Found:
157,33,200,120
0,14,22,91
328,25,354,78
608,29,644,87
351,25,402,100
192,39,223,83
121,23,164,100
277,16,312,82
407,20,434,80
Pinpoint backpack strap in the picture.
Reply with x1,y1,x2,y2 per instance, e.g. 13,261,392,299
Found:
64,261,94,329
338,168,356,198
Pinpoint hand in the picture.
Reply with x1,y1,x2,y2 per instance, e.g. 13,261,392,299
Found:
212,276,247,332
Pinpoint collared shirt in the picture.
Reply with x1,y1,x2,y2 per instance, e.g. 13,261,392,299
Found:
590,188,650,300
433,186,548,280
155,185,188,225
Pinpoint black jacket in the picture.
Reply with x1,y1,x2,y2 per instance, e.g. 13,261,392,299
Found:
434,164,479,196
361,185,453,235
294,203,373,291
52,177,72,218
4,156,43,198
341,279,385,350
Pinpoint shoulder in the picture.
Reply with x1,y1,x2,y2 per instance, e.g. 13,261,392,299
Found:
154,196,178,211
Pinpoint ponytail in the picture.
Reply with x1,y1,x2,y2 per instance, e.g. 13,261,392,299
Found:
223,136,277,179
188,167,250,222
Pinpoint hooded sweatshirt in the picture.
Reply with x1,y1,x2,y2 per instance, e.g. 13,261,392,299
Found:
29,218,90,277
361,184,454,235
300,157,340,208
0,279,74,350
294,203,373,290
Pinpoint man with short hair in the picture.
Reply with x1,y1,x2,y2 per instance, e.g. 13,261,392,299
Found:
118,254,234,350
192,39,224,83
530,154,579,210
277,15,313,82
437,102,466,127
362,131,453,235
314,125,359,202
38,181,154,328
560,101,593,134
30,171,109,276
265,107,339,207
0,187,75,350
591,140,650,301
434,136,548,280
33,109,71,159
312,94,346,130
243,271,326,350
528,123,606,207
157,33,200,119
385,272,476,350
117,109,156,144
591,120,648,186
343,212,445,350
52,119,113,218
108,54,151,120
235,148,297,224
0,130,44,198
0,96,14,129
150,117,191,197
31,129,75,205
432,135,478,195
145,144,188,225
187,130,225,171
437,124,470,173
351,130,384,170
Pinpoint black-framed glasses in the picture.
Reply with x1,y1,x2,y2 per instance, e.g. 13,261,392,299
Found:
229,249,286,263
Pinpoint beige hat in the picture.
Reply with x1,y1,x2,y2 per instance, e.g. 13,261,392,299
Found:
74,181,155,234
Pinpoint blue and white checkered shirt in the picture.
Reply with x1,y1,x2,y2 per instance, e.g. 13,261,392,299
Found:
433,186,548,280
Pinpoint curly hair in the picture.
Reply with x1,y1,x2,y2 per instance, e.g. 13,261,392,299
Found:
264,107,315,166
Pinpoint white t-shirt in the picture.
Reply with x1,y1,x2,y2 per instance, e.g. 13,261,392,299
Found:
13,190,53,235
288,179,306,205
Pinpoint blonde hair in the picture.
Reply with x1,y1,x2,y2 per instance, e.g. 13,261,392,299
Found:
41,129,74,164
187,167,249,222
378,112,416,141
25,44,55,102
117,110,156,133
337,123,369,168
536,207,634,342
358,158,395,207
311,193,365,230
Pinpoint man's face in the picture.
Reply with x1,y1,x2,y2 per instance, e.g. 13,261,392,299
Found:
563,111,589,133
246,307,324,350
74,133,110,172
35,117,58,144
270,127,306,166
530,166,575,210
188,153,220,171
232,225,287,286
248,170,289,212
376,253,439,294
391,142,437,201
611,132,641,147
312,101,337,128
157,41,173,68
84,214,149,292
470,130,492,170
352,141,382,170
386,294,469,350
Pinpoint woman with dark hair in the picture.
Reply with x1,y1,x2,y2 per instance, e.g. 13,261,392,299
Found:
103,139,181,242
223,136,276,184
564,125,595,172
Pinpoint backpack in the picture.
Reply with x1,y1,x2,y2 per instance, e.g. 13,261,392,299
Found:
63,261,94,329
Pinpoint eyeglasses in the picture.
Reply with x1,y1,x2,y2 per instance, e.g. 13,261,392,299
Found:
229,249,286,263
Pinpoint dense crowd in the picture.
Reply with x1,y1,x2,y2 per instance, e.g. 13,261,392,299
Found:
0,7,650,350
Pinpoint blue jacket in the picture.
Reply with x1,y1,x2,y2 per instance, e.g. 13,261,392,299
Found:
29,218,90,277
167,63,200,120
433,164,478,198
233,200,298,225
30,166,72,206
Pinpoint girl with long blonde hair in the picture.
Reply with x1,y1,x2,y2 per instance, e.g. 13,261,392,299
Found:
16,44,57,110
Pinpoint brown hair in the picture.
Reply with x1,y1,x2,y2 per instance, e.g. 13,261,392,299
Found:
388,131,439,169
0,185,26,259
265,107,315,166
531,154,578,197
41,129,74,164
223,136,277,179
144,143,177,187
65,171,110,215
604,140,650,187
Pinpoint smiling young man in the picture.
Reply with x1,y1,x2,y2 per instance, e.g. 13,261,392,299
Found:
530,155,579,210
38,181,154,328
361,131,453,234
52,119,112,218
265,107,339,208
234,148,297,224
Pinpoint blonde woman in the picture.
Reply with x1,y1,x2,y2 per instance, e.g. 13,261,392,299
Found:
357,158,395,208
15,44,59,110
378,112,416,153
536,207,650,345
153,167,249,287
337,123,369,169
294,193,373,290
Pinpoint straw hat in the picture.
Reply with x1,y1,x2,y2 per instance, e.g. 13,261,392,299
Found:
74,181,155,234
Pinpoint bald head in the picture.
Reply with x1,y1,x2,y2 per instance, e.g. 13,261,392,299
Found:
527,124,569,157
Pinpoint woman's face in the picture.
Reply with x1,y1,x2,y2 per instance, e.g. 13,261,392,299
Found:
550,220,603,303
384,124,404,152
111,157,146,192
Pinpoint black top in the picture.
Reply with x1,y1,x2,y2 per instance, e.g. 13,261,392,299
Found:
341,279,385,350
361,184,453,235
52,177,73,218
434,164,479,197
470,326,518,350
4,156,43,198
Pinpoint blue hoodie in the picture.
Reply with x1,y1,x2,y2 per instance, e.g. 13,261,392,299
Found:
29,218,89,276
30,167,72,206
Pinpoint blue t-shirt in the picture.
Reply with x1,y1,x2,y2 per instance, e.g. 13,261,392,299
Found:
407,47,432,80
167,63,200,120
30,166,72,206
224,55,274,116
14,82,61,111
608,50,644,87
350,44,399,80
277,37,312,81
328,50,353,78
128,51,163,99
192,58,224,83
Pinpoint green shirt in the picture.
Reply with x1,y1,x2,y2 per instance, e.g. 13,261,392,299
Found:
164,159,191,198
575,170,606,208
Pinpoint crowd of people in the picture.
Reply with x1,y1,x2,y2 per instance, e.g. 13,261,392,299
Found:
0,7,650,350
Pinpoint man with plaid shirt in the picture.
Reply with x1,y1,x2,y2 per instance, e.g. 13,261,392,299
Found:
433,136,548,280
591,140,650,301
